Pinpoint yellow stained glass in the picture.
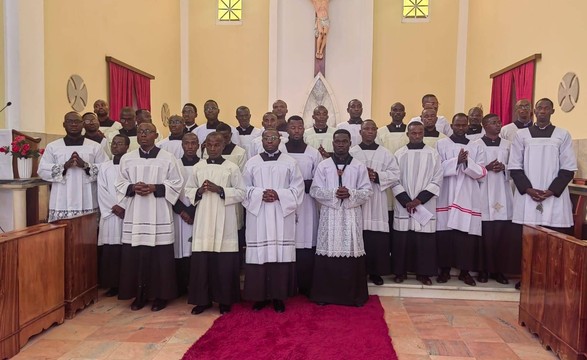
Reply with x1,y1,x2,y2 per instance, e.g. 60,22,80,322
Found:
403,0,429,19
218,0,242,21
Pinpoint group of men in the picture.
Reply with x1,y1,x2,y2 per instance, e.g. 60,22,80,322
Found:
36,94,577,314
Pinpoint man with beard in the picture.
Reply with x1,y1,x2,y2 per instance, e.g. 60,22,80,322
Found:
500,99,533,142
94,99,122,134
272,99,289,133
466,106,485,141
83,112,109,155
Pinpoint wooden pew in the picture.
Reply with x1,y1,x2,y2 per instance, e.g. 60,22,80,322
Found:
519,225,587,360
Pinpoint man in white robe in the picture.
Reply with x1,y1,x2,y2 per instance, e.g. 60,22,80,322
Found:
116,123,184,312
473,114,518,285
349,120,400,286
235,106,262,157
83,112,109,156
378,103,409,233
336,99,364,146
97,134,130,297
248,112,287,158
94,99,122,135
193,100,240,147
391,122,443,285
284,116,322,296
500,99,533,142
157,115,186,159
242,129,305,313
182,103,199,133
420,107,447,149
304,105,335,158
38,111,108,222
508,98,577,234
310,129,373,306
171,133,200,296
436,113,487,286
106,107,140,157
185,132,246,315
409,94,452,136
466,107,485,141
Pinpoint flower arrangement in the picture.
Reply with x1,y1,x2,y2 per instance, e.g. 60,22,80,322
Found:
0,136,44,159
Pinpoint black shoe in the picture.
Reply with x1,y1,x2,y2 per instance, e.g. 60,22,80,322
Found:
393,274,407,283
416,275,432,286
369,274,384,286
436,271,450,284
477,272,489,283
252,300,269,311
515,281,521,290
492,273,509,285
219,304,231,314
151,298,167,312
130,297,146,311
191,304,212,315
458,271,476,286
104,287,118,297
273,299,285,313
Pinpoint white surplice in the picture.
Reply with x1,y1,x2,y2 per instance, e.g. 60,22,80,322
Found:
508,127,577,227
285,145,322,249
115,148,184,246
392,145,443,233
172,160,197,258
237,127,263,157
242,153,305,264
473,138,514,221
193,124,241,147
310,157,373,257
184,160,246,253
349,144,400,232
436,137,487,236
247,134,288,159
423,133,447,150
304,126,335,155
409,115,453,137
38,138,108,222
378,129,409,212
97,160,127,245
157,138,184,159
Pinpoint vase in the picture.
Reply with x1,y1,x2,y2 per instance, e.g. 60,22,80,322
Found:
17,157,33,179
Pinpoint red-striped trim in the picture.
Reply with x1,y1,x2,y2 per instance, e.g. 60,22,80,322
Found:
473,166,487,180
436,203,481,217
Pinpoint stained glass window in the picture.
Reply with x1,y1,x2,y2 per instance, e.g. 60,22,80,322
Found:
218,0,242,22
403,0,430,22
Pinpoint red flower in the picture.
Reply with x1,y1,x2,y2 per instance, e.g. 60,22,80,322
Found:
0,147,6,153
22,143,31,152
12,144,20,152
39,148,45,155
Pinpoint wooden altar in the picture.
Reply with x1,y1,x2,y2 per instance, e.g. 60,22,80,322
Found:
519,225,587,360
0,223,66,359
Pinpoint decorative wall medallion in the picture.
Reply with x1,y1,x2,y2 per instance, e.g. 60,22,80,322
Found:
161,103,170,127
66,74,88,112
558,72,579,113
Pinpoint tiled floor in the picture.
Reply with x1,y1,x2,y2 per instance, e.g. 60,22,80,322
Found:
13,295,558,360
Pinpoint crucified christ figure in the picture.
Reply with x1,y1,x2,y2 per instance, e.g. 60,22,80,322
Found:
312,0,330,60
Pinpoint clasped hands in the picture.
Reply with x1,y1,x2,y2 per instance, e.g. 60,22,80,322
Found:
64,152,87,170
197,179,222,196
262,189,280,202
406,199,421,214
133,181,156,196
367,167,378,183
457,148,468,165
486,159,505,172
335,186,350,200
526,188,553,203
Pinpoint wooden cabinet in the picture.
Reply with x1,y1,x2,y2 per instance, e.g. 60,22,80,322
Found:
55,212,99,319
0,224,66,360
519,225,587,360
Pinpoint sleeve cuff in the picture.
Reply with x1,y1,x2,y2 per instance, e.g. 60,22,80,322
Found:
153,184,166,198
416,190,434,204
395,192,412,208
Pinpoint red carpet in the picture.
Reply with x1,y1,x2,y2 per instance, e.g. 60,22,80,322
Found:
182,295,398,360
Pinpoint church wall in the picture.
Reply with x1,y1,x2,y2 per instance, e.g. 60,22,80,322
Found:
189,0,269,128
372,0,460,125
0,3,5,129
43,0,182,136
466,0,587,139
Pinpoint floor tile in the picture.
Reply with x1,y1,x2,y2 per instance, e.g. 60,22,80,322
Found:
125,327,178,343
57,340,121,359
391,336,430,355
457,327,504,343
105,342,164,360
424,339,472,356
466,341,521,359
13,340,81,359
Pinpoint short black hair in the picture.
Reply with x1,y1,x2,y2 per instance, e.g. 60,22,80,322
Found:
407,121,424,132
451,112,468,123
333,129,351,140
422,94,437,103
183,103,197,112
535,98,554,108
287,115,304,124
113,134,131,146
481,113,499,125
216,122,231,132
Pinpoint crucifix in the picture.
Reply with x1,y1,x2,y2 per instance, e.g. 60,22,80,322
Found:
311,0,329,76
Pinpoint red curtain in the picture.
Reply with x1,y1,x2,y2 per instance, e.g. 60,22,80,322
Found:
490,71,514,125
134,72,151,110
490,60,535,125
108,62,134,121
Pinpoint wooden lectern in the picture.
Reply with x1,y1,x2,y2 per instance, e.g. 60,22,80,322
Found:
519,225,587,360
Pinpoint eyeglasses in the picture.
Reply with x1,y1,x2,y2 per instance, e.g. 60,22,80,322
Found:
138,129,155,135
262,136,279,141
